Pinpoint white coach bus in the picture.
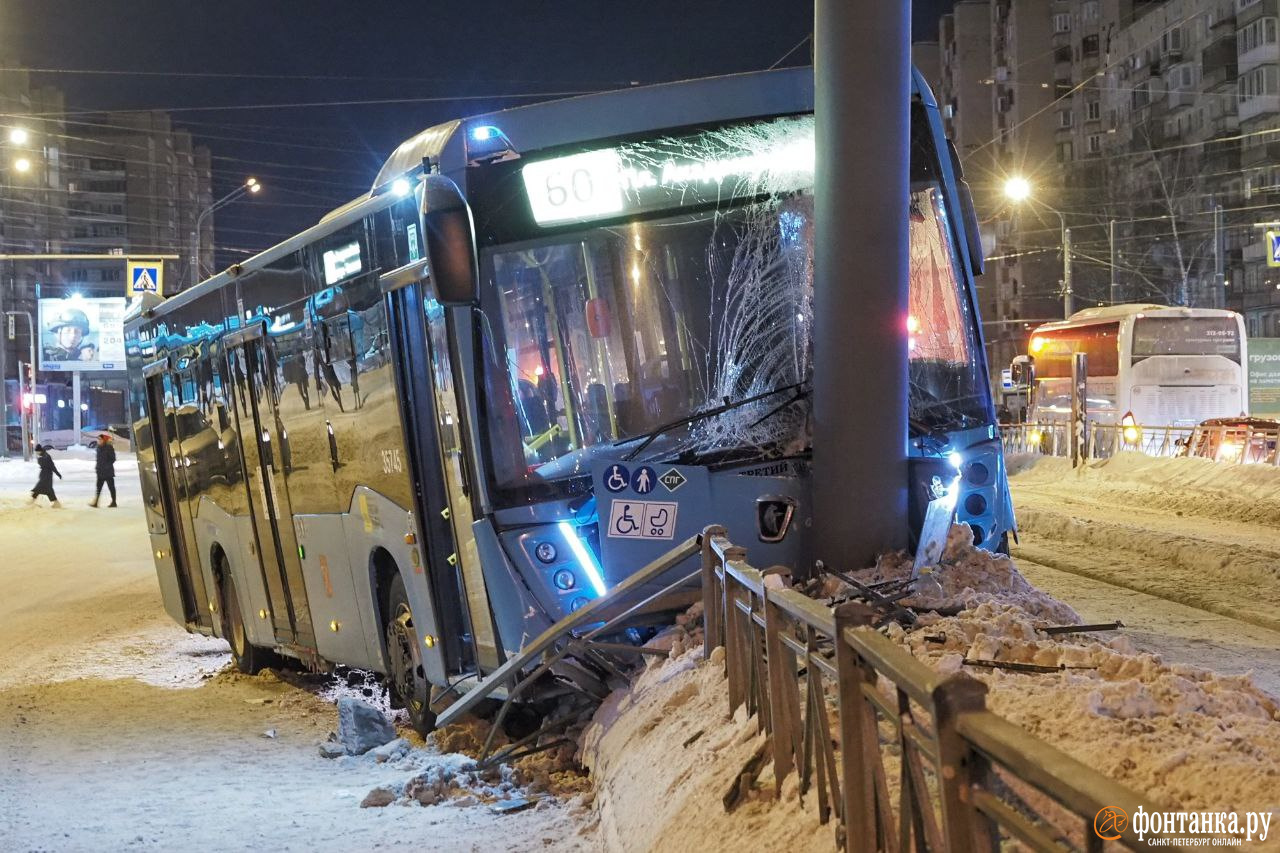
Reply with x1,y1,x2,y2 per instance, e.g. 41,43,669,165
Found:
1025,304,1247,427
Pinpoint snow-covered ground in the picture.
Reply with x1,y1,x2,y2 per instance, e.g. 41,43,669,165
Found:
582,524,1280,851
579,457,1280,850
1009,452,1280,695
5,446,1280,851
0,453,594,852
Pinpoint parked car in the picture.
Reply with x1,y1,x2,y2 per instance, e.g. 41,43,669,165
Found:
1179,417,1280,464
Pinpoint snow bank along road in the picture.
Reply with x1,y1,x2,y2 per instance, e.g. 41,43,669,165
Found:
1009,453,1280,698
0,453,592,852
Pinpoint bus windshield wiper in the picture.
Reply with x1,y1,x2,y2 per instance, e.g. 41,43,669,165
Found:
615,381,809,462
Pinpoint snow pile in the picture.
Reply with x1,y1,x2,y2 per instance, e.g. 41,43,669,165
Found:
581,645,832,851
579,525,1280,850
1016,451,1280,527
831,523,1080,624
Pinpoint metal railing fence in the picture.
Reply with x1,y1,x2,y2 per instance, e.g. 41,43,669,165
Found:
695,526,1169,851
998,421,1280,464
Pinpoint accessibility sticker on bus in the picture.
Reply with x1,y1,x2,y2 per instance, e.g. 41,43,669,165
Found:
606,499,678,540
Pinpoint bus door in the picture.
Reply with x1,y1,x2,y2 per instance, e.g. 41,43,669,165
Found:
142,361,210,628
385,277,501,673
226,326,317,650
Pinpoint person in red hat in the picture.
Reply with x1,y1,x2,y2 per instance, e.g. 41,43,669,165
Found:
90,433,117,508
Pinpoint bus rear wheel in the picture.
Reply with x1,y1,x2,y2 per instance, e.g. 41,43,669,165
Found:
220,559,276,674
385,575,437,736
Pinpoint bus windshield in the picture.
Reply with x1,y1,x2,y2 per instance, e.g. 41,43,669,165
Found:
476,113,987,503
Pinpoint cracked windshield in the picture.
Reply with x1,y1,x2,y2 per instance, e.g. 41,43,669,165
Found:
480,114,985,497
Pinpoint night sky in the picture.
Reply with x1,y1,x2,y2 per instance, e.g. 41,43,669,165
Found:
0,0,952,265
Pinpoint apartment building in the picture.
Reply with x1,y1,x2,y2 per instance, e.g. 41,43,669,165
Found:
985,0,1063,380
0,65,212,439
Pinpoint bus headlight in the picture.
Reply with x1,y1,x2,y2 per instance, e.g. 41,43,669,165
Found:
1120,412,1142,446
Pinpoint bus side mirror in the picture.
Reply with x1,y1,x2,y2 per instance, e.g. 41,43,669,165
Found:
946,140,984,277
421,175,479,307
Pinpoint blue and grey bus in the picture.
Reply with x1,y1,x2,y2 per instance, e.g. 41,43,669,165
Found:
125,66,1013,733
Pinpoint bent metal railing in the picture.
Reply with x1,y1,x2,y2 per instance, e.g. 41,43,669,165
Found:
698,526,1168,852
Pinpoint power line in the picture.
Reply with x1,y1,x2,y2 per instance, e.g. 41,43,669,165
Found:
1,65,634,87
2,88,612,120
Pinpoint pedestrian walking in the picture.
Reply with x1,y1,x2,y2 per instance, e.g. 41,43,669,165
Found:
30,444,62,507
90,433,118,507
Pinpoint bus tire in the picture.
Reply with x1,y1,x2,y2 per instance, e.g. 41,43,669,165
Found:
220,564,276,674
385,574,437,736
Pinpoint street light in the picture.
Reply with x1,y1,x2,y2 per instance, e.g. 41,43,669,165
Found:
190,177,262,286
1004,176,1073,318
7,127,29,145
12,157,31,173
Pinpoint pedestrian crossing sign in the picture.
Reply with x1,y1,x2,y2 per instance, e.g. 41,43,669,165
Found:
127,259,164,297
1269,231,1280,268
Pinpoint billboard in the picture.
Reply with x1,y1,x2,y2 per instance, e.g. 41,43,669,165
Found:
38,297,127,371
1249,337,1280,417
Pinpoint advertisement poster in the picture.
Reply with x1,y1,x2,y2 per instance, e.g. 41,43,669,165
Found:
1248,337,1280,417
38,297,127,371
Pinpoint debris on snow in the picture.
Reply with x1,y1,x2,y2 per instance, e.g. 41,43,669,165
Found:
823,523,1080,625
370,737,410,764
359,787,396,809
578,522,1280,851
336,697,396,755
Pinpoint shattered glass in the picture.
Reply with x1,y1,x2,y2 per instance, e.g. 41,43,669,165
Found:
478,114,986,501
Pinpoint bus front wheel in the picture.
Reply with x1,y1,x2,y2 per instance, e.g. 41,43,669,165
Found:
220,561,276,674
385,574,437,736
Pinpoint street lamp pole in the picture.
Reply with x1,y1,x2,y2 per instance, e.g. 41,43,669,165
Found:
1003,177,1073,319
1109,219,1117,305
1063,219,1073,317
2,128,36,458
189,177,260,287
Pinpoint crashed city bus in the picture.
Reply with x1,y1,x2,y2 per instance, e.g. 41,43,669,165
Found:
124,66,1013,733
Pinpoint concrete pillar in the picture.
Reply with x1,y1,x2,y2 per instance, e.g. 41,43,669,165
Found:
813,0,912,567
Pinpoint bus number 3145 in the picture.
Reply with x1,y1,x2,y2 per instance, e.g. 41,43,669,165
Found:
381,448,404,475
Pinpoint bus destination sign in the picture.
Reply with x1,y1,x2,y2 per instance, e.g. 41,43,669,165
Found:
521,115,814,227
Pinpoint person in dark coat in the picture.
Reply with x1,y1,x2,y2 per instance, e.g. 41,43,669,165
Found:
90,433,117,507
30,444,62,507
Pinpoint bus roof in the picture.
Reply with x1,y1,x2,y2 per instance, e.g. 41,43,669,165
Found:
371,65,938,192
139,66,938,328
1031,304,1241,335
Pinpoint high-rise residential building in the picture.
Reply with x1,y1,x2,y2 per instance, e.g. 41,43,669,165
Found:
0,64,213,445
923,0,1280,385
1100,1,1234,312
914,40,943,96
941,2,996,163
1227,0,1280,334
60,111,212,298
938,2,1006,372
987,0,1063,381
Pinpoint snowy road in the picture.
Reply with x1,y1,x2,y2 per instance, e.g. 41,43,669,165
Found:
1014,545,1280,696
0,453,593,852
1009,454,1280,699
